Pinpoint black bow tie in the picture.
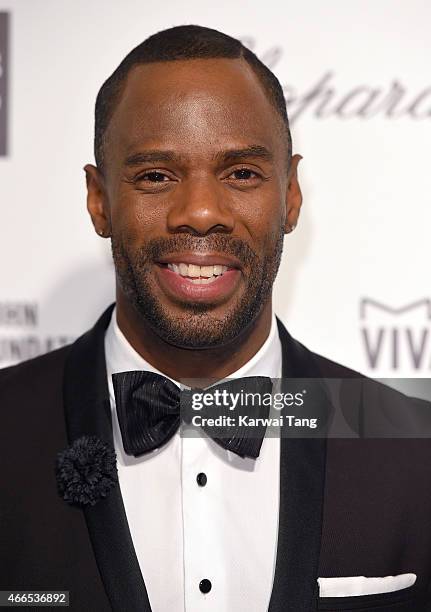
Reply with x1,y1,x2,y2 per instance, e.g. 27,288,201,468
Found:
112,371,273,459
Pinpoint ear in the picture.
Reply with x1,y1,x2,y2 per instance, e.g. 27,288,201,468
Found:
284,154,303,233
84,164,111,238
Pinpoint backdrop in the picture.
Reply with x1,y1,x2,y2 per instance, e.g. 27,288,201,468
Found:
1,0,430,379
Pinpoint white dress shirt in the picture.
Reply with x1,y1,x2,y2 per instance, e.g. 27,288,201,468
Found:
104,306,282,612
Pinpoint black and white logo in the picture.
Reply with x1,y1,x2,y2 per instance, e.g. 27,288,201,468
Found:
242,38,431,124
360,298,431,372
0,12,9,156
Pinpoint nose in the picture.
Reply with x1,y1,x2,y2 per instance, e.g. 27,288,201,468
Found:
166,176,235,236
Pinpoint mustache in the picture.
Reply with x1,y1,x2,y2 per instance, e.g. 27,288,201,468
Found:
133,234,259,267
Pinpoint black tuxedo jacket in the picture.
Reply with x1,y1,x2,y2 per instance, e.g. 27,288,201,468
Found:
1,304,431,612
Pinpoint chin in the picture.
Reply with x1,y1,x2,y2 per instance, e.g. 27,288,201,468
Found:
140,304,248,349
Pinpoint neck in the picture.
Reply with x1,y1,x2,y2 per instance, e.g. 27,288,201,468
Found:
115,292,273,381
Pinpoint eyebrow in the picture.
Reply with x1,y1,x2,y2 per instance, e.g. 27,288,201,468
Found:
123,145,274,167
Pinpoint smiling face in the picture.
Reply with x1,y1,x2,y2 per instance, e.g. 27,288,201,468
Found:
86,57,302,349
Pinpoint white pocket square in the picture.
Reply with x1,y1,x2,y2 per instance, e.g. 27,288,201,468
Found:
318,573,417,597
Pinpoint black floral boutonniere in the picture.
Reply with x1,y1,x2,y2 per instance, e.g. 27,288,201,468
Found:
55,435,118,507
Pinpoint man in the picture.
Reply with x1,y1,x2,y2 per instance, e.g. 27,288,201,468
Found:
1,24,431,612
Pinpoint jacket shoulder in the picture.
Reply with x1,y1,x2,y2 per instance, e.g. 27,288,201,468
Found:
307,347,365,379
0,344,72,396
276,315,365,379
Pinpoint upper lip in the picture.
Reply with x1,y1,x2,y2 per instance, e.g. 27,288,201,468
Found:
156,252,242,269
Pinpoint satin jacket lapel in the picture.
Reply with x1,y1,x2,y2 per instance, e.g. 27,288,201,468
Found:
63,304,152,612
268,318,328,612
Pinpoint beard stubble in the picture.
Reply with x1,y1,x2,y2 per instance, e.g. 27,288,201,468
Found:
111,231,284,349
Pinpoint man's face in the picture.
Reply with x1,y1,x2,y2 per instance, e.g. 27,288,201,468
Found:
88,57,301,348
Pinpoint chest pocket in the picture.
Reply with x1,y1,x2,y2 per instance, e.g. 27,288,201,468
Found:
318,584,428,611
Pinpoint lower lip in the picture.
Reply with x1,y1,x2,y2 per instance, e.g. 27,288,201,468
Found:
155,265,241,302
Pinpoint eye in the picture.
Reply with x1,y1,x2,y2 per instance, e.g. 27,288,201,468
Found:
137,171,170,183
228,168,260,181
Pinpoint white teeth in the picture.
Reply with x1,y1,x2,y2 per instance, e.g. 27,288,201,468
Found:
200,265,214,277
167,263,229,279
188,264,201,278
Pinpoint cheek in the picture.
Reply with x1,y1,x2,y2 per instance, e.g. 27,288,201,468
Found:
111,190,164,241
235,196,284,248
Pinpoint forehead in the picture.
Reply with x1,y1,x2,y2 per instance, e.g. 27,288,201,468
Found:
106,57,285,163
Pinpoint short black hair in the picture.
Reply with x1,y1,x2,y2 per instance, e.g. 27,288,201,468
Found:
94,24,291,171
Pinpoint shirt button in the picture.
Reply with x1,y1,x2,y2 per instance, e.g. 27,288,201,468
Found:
199,578,212,594
196,472,207,487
